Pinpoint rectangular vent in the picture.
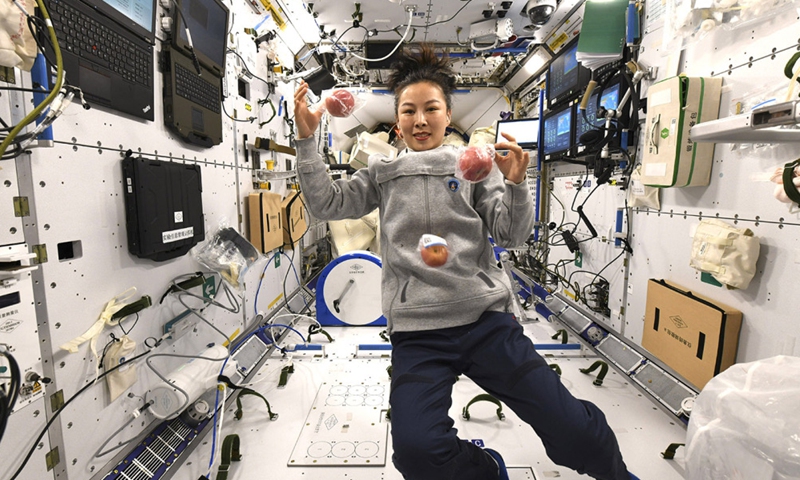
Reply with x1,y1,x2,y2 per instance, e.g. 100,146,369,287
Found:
596,336,645,373
632,362,696,414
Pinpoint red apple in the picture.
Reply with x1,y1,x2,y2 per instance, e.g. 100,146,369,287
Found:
419,234,449,267
325,89,356,117
458,146,494,182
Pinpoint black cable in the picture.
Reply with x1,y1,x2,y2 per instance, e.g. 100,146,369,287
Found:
0,85,52,95
226,49,273,88
8,348,153,480
281,193,311,314
118,313,140,336
0,349,21,446
375,0,473,32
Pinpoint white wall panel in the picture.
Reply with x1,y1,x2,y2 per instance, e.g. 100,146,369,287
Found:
0,397,52,480
624,4,800,365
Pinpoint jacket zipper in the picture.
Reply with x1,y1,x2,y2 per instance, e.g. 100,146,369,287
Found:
424,176,431,233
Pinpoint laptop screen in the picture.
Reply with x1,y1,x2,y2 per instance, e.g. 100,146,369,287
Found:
178,0,229,70
495,118,539,150
102,0,155,33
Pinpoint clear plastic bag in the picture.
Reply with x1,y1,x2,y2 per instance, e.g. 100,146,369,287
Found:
685,355,800,480
191,221,259,290
455,144,496,183
315,88,366,118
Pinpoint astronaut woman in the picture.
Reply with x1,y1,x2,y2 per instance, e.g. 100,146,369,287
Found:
293,44,633,480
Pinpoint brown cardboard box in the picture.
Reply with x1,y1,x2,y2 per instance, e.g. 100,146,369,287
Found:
281,191,307,249
642,279,743,390
247,192,283,253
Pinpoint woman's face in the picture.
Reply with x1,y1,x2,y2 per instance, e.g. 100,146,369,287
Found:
396,81,451,151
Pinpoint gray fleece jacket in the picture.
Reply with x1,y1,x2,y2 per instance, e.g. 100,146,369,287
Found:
296,136,535,334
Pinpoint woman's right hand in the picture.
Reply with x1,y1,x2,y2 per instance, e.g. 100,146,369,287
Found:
293,80,324,139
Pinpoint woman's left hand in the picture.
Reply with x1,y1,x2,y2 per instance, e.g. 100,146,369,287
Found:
493,132,529,184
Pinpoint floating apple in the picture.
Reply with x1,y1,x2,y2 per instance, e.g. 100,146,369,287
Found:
325,89,356,117
419,234,448,267
457,145,494,183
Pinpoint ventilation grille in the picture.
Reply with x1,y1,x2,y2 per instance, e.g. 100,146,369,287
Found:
104,417,204,480
632,362,696,415
557,308,591,333
596,336,645,373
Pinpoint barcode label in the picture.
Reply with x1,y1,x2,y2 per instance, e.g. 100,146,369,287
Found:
162,227,194,244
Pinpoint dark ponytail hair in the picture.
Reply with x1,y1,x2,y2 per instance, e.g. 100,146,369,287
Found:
387,43,457,113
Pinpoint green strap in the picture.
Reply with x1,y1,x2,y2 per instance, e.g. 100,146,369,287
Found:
661,443,685,460
278,364,294,388
215,434,241,480
782,159,800,205
379,329,390,342
386,365,393,379
551,329,568,344
462,393,505,421
385,408,391,420
235,388,279,421
785,52,800,85
110,295,152,321
549,363,562,376
306,324,334,343
159,272,205,303
580,360,609,386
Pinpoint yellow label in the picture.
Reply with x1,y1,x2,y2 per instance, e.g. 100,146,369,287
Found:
563,289,577,300
549,32,569,51
268,293,284,309
259,0,286,30
223,328,241,347
245,103,252,112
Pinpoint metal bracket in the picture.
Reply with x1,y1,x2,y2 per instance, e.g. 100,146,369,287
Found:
13,196,29,217
50,389,64,412
45,446,60,471
32,244,48,264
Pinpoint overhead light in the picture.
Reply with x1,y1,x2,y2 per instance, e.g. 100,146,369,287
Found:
507,46,552,92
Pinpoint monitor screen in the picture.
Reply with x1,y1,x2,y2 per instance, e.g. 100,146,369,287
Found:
576,83,621,142
178,0,229,69
549,43,579,100
547,39,590,108
496,118,539,149
542,104,574,157
102,0,155,32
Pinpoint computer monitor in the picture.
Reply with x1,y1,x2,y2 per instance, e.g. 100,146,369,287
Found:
574,81,628,156
547,39,591,109
495,118,539,150
542,103,575,162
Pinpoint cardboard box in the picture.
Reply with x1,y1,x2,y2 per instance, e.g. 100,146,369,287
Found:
642,279,743,390
281,191,307,249
641,76,723,187
247,192,283,253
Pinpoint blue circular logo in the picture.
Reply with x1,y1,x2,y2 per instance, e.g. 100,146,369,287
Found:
447,178,460,192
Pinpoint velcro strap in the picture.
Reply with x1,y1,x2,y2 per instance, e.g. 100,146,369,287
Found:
783,159,800,205
461,393,505,421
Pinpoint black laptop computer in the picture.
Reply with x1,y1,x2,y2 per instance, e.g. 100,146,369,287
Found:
44,0,156,120
162,0,229,147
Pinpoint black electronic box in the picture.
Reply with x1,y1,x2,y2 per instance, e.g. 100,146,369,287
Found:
122,154,205,261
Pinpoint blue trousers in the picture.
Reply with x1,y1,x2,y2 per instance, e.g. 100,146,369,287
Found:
389,311,629,480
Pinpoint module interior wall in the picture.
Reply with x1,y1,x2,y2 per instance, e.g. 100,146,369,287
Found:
10,12,302,480
547,174,630,334
624,4,800,363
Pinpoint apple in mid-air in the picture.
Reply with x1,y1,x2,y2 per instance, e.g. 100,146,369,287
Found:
419,234,448,267
325,89,356,117
458,146,494,182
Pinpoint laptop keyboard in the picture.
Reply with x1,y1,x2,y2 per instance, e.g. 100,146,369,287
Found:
175,63,221,113
46,0,152,87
